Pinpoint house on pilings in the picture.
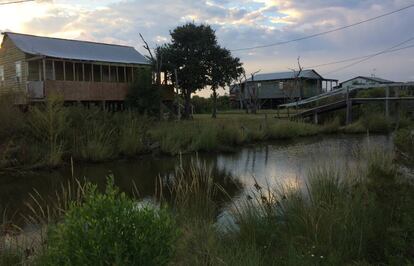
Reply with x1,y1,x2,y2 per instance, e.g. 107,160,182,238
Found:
230,69,338,109
0,32,173,106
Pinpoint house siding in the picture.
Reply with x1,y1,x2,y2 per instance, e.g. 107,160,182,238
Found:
0,36,27,96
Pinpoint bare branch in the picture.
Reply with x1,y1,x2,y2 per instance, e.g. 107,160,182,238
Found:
139,33,154,61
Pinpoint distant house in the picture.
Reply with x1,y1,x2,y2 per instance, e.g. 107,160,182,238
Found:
0,32,154,104
230,69,338,109
337,76,396,90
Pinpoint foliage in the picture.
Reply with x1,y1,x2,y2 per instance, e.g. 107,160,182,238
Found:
0,93,25,139
394,126,414,161
26,95,69,167
191,95,232,114
160,22,243,119
118,113,150,156
126,68,161,116
42,177,178,266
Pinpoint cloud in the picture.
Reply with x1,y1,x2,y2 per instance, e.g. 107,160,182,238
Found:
3,0,412,94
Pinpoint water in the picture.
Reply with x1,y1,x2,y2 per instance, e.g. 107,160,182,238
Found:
0,134,394,225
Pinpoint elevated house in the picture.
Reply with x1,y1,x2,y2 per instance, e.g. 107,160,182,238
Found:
0,32,171,105
336,76,396,90
230,69,338,109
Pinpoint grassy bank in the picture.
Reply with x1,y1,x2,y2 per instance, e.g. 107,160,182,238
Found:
1,147,413,265
0,95,411,171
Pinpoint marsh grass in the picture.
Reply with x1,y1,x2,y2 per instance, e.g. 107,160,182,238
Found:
118,114,150,156
225,149,414,265
159,158,219,220
26,95,69,167
151,119,321,155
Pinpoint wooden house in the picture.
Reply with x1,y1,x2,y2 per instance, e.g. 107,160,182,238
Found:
0,32,159,104
337,76,396,90
230,69,338,109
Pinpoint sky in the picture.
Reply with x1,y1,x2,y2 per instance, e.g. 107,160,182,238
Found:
1,0,414,97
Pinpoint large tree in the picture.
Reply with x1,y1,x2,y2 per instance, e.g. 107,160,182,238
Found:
208,46,243,118
161,23,243,119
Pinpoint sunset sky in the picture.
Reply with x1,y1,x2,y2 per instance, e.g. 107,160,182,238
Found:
1,0,414,96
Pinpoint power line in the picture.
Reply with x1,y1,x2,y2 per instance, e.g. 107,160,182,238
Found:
323,36,414,75
230,3,414,52
0,0,34,5
305,43,414,69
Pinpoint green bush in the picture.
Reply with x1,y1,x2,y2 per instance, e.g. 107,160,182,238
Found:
126,68,161,117
42,178,178,266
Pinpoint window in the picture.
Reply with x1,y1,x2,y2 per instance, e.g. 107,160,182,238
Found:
0,65,4,85
15,61,22,82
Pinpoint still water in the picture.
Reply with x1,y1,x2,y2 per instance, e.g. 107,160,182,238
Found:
0,134,394,224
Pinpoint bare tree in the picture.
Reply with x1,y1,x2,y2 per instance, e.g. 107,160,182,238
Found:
139,33,165,119
247,70,261,114
139,33,163,86
234,71,248,111
283,57,303,103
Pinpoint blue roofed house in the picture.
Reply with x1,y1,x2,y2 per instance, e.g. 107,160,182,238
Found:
230,69,338,109
0,32,152,104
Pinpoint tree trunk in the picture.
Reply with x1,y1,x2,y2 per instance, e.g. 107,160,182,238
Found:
183,91,192,119
212,87,217,118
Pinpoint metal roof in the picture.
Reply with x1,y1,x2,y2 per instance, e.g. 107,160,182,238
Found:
4,32,149,65
246,69,326,82
340,76,395,85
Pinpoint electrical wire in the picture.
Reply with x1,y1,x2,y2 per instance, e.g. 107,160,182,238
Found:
0,0,35,5
230,3,414,52
323,36,414,75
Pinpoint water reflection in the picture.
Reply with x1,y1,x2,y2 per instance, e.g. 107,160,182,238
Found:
0,134,393,225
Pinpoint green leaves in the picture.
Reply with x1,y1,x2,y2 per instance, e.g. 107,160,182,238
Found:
43,177,178,266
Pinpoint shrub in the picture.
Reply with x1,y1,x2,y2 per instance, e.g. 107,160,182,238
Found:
0,93,25,139
42,178,178,266
126,68,161,117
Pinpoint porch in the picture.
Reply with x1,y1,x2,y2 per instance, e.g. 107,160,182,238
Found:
26,57,146,102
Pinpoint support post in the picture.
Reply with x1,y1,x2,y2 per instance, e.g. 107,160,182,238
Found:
73,62,76,81
395,86,400,128
313,112,318,124
385,86,390,118
346,88,352,125
91,64,94,82
108,65,111,82
42,58,46,81
124,66,127,82
116,66,119,82
100,65,103,82
52,60,56,80
38,60,42,81
63,61,66,81
82,63,85,82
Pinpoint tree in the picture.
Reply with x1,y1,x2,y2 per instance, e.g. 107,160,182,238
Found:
125,68,161,116
208,46,243,118
161,23,243,119
283,57,303,103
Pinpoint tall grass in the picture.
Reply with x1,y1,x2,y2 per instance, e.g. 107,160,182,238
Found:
227,150,414,265
26,95,69,167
